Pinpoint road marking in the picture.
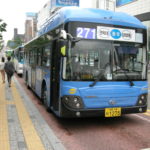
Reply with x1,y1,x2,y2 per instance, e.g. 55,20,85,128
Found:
0,82,10,150
134,114,150,123
11,82,45,150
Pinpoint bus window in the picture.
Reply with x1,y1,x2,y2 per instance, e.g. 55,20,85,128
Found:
64,40,111,80
25,52,29,64
37,49,42,66
29,51,33,64
42,46,51,67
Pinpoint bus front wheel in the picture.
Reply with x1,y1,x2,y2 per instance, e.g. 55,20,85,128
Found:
42,86,51,112
26,74,30,89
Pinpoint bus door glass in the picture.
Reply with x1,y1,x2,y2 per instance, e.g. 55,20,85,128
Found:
30,49,37,89
50,40,62,110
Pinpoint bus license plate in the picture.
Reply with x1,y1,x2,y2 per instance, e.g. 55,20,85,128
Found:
105,108,121,117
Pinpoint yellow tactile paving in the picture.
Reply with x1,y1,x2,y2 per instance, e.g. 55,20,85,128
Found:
144,109,150,116
6,101,15,105
11,82,45,150
0,82,10,150
144,112,150,116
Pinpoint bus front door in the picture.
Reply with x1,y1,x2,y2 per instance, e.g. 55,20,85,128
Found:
50,41,61,111
31,66,36,90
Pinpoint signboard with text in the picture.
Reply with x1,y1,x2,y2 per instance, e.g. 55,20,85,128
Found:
76,26,136,42
97,26,135,42
51,0,79,9
116,0,136,7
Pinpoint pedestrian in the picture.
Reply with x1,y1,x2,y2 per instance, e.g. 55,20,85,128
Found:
4,56,15,87
0,57,5,83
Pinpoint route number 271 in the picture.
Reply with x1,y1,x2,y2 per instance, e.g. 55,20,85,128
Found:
76,27,96,39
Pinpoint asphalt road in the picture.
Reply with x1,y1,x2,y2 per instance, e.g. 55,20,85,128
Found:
16,74,150,150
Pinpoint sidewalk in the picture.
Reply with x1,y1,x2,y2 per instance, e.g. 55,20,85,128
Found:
0,76,66,150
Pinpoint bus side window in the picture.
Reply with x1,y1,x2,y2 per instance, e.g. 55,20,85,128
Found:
42,46,51,67
37,49,42,66
30,49,37,65
29,50,35,65
27,52,29,64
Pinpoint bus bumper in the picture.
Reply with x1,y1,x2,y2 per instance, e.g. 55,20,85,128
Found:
17,70,23,75
60,104,147,118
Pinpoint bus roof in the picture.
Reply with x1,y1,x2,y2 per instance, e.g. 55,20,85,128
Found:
38,7,146,36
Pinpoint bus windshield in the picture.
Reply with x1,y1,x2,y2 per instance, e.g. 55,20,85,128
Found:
62,40,147,81
19,51,24,62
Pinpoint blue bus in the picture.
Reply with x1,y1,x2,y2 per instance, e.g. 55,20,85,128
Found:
13,46,24,75
23,7,148,118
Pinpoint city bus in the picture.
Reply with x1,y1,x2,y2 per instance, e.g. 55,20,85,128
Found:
13,45,24,75
23,7,148,118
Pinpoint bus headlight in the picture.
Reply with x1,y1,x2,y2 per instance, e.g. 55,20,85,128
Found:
62,96,84,109
137,94,147,106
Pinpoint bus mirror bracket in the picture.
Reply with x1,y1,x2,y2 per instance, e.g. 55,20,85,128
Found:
60,30,67,39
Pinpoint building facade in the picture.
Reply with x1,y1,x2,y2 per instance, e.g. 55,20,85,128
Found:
115,0,150,50
91,0,115,11
13,28,24,42
37,1,51,31
24,12,37,43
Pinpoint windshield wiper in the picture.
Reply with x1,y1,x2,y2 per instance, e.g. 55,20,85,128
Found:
89,68,135,87
89,72,104,87
114,68,134,86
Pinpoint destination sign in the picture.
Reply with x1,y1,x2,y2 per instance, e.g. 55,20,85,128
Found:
97,26,136,42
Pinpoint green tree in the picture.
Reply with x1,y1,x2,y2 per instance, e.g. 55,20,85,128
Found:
7,37,23,49
0,39,4,50
0,19,7,51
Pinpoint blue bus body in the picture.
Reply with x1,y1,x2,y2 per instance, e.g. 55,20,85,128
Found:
24,7,148,118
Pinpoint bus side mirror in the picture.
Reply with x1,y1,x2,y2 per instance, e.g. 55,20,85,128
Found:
61,46,67,57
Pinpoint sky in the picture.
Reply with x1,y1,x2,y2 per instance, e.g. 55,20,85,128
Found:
0,0,49,43
0,0,92,44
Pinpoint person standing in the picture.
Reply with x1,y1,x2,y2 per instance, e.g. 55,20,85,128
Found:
0,57,5,83
4,56,15,87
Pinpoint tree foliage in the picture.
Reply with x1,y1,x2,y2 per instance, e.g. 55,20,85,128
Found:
0,19,7,51
7,37,23,49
